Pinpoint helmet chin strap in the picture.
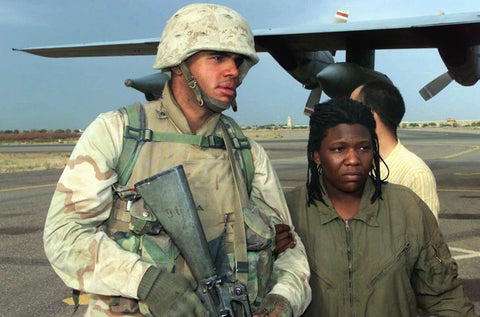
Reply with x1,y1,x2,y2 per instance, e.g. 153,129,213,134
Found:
178,62,237,113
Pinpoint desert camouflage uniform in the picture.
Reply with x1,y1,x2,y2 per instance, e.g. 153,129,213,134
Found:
44,83,311,316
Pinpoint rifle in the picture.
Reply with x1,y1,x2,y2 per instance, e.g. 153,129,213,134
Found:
134,165,253,317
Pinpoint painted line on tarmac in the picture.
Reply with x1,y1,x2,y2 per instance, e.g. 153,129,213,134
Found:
0,183,56,192
443,146,480,159
450,247,480,261
453,172,480,176
437,188,480,192
63,293,90,306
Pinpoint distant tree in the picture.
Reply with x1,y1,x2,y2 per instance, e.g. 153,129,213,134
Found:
408,123,419,127
428,122,437,127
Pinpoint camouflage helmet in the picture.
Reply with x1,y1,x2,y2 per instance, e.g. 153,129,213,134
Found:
153,3,259,82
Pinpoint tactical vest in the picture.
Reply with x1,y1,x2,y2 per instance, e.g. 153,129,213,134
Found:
88,100,275,315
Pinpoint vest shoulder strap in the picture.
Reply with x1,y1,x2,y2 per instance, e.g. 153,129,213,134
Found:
116,102,146,186
115,104,254,193
219,114,254,195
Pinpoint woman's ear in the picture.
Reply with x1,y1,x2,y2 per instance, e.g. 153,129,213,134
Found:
313,150,321,165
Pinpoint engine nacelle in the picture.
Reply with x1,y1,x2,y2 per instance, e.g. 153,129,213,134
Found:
316,62,392,98
124,72,170,101
438,45,480,86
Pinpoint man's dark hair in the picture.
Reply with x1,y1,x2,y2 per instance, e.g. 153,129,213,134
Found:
306,97,383,206
358,80,405,135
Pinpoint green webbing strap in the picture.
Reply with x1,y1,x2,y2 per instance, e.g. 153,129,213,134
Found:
220,121,249,284
115,105,253,192
219,115,254,195
116,102,146,186
149,132,225,148
70,289,80,316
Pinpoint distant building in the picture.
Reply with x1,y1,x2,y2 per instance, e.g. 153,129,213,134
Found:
287,116,292,129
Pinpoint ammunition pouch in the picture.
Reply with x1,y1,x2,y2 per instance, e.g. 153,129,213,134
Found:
108,182,277,309
242,196,277,306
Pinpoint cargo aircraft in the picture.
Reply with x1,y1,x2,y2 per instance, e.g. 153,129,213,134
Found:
13,10,480,115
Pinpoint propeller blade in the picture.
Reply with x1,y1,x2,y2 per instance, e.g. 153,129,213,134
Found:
304,87,323,116
331,10,349,56
333,9,349,24
419,72,453,100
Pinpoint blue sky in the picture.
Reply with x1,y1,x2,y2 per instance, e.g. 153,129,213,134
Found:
2,0,480,130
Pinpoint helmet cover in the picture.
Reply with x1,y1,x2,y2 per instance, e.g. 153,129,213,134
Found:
153,3,259,82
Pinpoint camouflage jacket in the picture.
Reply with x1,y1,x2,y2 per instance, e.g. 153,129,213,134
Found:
44,83,311,316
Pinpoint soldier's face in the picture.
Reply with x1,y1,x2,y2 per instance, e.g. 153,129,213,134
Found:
186,51,244,103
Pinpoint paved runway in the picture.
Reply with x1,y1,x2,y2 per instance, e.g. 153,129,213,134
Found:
1,129,479,316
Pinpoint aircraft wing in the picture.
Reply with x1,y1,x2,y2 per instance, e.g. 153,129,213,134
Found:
13,11,480,58
254,11,480,52
12,38,160,58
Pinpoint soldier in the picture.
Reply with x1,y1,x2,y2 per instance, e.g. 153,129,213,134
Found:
44,3,310,317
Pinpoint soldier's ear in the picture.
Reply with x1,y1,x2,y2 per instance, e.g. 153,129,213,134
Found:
171,66,182,76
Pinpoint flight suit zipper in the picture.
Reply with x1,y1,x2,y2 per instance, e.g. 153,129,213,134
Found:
368,242,411,288
344,219,354,309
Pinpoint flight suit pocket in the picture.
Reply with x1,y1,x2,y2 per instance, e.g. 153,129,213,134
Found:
368,241,411,288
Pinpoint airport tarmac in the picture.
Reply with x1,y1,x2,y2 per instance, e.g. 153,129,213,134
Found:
0,128,479,316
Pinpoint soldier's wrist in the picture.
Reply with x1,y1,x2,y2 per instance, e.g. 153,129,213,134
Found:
138,266,162,300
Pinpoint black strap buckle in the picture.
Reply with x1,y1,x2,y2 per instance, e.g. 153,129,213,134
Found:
125,126,153,142
235,261,249,274
208,135,225,149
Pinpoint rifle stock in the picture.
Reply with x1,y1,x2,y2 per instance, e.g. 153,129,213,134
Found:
134,165,253,317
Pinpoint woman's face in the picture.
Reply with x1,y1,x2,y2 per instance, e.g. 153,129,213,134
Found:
313,123,373,197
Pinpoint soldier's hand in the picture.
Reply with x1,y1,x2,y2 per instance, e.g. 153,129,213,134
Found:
138,266,208,317
273,224,296,258
255,294,293,317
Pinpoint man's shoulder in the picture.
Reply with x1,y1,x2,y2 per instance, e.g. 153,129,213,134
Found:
391,143,433,172
395,143,425,162
382,182,427,207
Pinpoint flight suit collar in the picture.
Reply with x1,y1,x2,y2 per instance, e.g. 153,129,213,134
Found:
316,178,380,227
